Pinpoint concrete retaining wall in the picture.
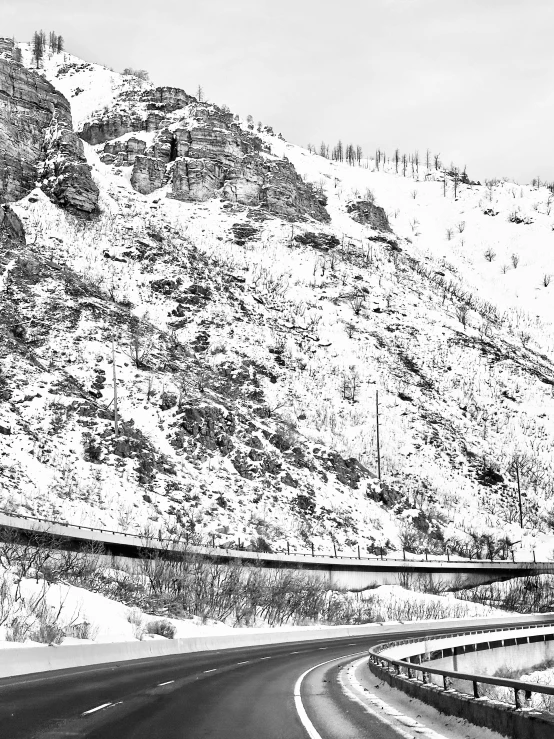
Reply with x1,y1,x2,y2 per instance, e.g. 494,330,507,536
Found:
2,614,551,679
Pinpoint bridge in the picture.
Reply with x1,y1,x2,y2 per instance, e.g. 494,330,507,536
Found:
1,510,552,589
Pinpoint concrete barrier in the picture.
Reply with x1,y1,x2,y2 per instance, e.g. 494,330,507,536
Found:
1,613,552,679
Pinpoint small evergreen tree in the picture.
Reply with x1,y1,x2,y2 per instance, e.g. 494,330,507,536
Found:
57,35,64,53
32,30,44,67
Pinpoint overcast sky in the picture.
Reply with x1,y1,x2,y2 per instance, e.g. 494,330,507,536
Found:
4,0,553,183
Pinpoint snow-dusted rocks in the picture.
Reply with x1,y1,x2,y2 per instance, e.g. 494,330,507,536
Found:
81,84,328,220
0,39,98,217
346,199,391,231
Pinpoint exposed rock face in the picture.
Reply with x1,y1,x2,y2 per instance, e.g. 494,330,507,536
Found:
88,88,328,221
100,137,146,166
0,37,15,59
80,86,196,146
38,120,100,216
131,155,169,194
0,204,25,241
0,48,98,216
346,200,391,231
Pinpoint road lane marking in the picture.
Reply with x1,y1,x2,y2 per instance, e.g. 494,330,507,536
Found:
203,669,217,673
158,680,174,686
82,702,112,715
318,647,328,650
293,651,365,739
260,656,271,660
290,650,301,653
236,661,249,665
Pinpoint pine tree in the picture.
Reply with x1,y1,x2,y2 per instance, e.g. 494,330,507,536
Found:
32,30,44,67
57,35,64,53
49,31,57,52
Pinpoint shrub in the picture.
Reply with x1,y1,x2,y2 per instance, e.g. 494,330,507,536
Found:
31,621,64,645
122,67,149,81
127,607,144,639
146,619,176,639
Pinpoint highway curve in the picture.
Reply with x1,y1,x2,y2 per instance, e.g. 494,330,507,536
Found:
0,620,540,739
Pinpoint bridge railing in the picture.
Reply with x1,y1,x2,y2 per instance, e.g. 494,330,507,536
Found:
368,623,554,709
0,509,551,565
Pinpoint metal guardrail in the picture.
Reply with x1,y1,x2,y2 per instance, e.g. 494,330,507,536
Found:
0,510,551,565
368,623,554,710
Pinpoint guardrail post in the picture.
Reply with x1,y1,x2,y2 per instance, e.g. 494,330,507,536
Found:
211,534,215,548
533,550,536,563
443,675,452,691
473,681,480,699
403,549,406,561
358,545,361,559
515,689,531,709
287,541,290,555
333,542,337,557
311,542,314,557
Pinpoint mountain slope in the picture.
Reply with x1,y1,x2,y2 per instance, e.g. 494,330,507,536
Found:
1,38,554,559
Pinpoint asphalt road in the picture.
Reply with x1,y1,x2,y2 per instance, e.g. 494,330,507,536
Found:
0,621,537,739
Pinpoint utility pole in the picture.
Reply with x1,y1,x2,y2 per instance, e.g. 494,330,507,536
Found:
112,340,119,437
376,390,381,481
515,461,523,529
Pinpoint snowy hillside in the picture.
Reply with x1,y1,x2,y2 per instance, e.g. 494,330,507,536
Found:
1,40,554,560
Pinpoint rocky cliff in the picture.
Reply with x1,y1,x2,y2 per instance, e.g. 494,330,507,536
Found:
85,86,328,221
0,38,98,216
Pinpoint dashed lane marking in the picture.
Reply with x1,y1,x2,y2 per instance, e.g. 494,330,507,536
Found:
236,661,250,665
158,681,174,686
203,669,217,673
81,703,112,716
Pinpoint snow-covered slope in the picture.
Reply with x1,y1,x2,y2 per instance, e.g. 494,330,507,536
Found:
2,41,554,561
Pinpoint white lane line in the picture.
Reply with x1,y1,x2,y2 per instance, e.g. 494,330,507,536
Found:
158,680,174,686
236,661,250,665
290,650,301,654
203,668,217,673
259,656,271,660
318,647,328,650
293,651,365,739
82,702,112,716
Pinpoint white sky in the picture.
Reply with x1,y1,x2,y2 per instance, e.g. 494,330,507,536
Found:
4,0,554,183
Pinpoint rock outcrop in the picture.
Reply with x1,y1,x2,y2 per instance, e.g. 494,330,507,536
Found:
0,40,98,216
87,86,328,221
346,199,391,231
38,119,100,216
0,203,24,242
